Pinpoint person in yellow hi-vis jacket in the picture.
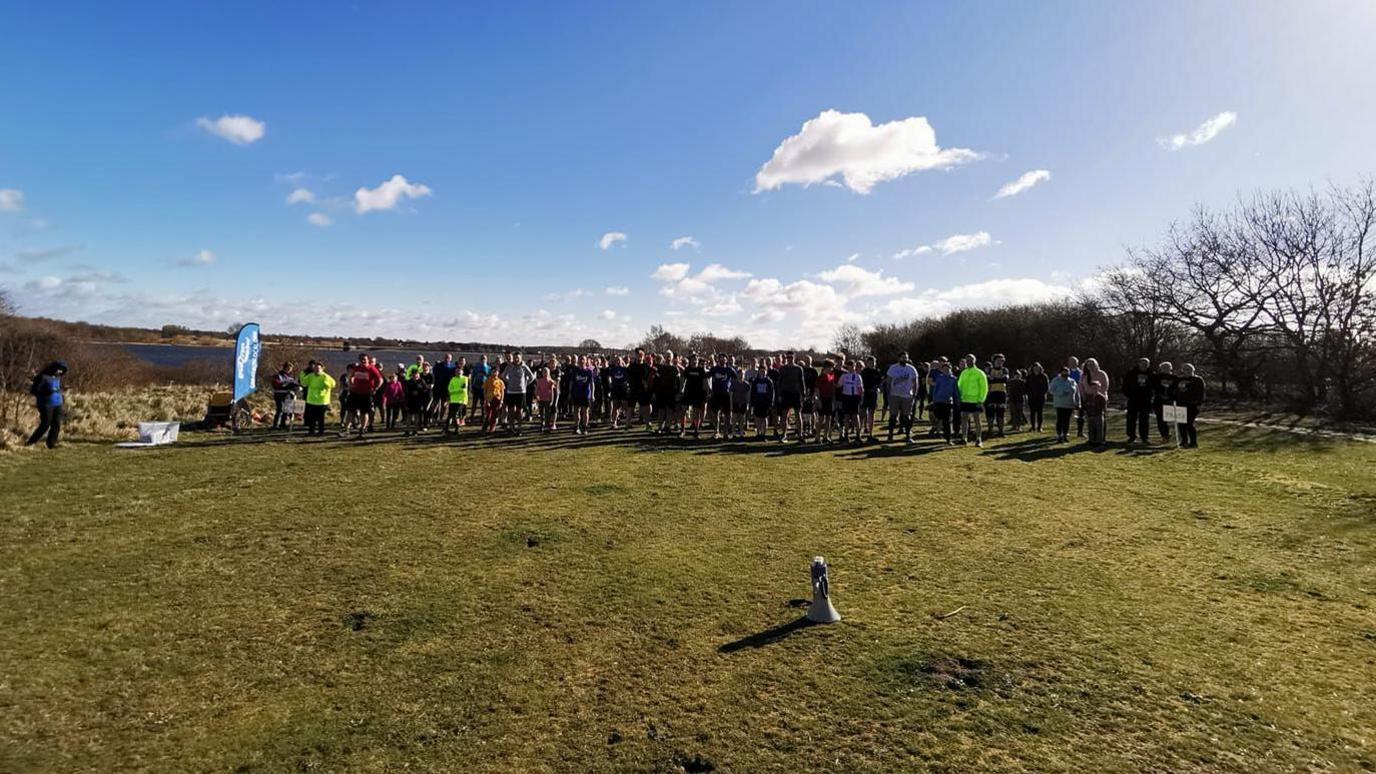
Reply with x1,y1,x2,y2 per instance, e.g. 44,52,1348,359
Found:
298,361,337,437
956,354,989,447
446,370,470,433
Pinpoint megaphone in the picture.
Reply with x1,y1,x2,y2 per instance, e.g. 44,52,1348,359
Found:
807,556,841,624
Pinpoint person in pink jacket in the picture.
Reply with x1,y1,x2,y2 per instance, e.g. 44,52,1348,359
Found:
379,372,405,430
1078,357,1110,438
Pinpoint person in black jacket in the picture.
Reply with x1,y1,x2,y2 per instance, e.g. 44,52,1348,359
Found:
27,361,68,448
1150,362,1178,442
1122,357,1155,445
270,361,300,429
1024,363,1050,432
1170,363,1206,448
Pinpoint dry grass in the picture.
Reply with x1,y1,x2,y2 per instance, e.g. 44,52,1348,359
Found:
1,423,1374,771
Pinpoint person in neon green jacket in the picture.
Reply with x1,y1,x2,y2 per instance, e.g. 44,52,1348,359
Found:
445,371,470,433
298,361,336,437
956,354,989,447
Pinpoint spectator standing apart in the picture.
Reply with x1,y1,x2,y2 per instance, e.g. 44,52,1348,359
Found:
1049,366,1080,443
1025,363,1049,432
985,354,1011,436
1171,364,1206,448
379,373,405,430
1083,380,1108,445
1007,369,1027,432
298,361,335,437
1150,362,1178,443
775,352,807,443
1122,357,1154,445
957,354,989,447
501,354,535,434
928,360,959,445
860,356,884,442
884,353,920,443
270,362,300,429
26,361,67,448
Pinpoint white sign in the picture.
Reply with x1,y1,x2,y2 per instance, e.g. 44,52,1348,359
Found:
1160,404,1189,423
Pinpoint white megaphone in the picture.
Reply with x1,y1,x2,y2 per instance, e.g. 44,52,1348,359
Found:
807,556,841,624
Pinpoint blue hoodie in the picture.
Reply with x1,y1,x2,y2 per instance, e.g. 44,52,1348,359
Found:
929,371,959,404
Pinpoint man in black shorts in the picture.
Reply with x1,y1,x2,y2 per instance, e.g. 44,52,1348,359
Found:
861,355,884,442
708,353,737,440
775,351,806,442
653,350,682,434
681,353,708,438
626,348,648,426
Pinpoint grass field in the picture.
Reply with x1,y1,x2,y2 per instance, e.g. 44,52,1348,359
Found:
2,422,1374,772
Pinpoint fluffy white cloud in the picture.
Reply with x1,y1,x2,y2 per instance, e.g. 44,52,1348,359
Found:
543,289,592,301
1160,111,1237,150
605,286,630,296
671,236,699,250
597,309,619,321
0,189,23,212
874,277,1075,322
599,232,628,250
196,114,266,145
307,212,332,227
815,264,914,297
652,262,691,281
286,188,316,205
695,263,752,282
173,249,217,268
754,109,979,194
894,231,994,258
354,174,433,214
844,252,860,263
994,169,1051,199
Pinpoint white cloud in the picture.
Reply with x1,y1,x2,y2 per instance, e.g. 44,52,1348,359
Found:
286,188,316,205
599,232,628,250
354,174,433,214
754,109,979,194
894,231,994,259
543,289,592,302
307,212,332,227
605,286,630,296
815,264,914,297
844,252,860,263
652,262,691,281
597,309,619,320
994,169,1051,199
173,249,217,268
196,114,266,145
701,298,742,317
1160,111,1237,151
875,277,1075,322
695,263,752,282
0,189,24,212
671,236,699,251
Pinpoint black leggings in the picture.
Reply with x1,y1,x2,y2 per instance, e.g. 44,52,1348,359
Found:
304,403,327,435
1126,402,1150,441
931,403,953,441
1055,407,1074,438
1028,397,1045,430
27,404,63,448
1181,406,1200,446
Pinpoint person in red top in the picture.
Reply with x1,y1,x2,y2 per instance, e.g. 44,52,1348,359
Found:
814,358,840,444
342,353,383,437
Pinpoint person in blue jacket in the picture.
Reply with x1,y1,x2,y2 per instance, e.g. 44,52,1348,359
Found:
928,360,960,445
27,360,68,448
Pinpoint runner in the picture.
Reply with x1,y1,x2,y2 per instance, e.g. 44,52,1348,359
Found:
749,366,775,440
838,360,866,444
814,357,839,444
627,348,650,426
1007,368,1027,433
608,355,630,429
860,356,884,442
342,354,382,437
730,358,753,439
653,350,682,434
431,354,458,424
681,354,709,438
928,360,959,445
800,355,818,439
985,354,1010,436
570,355,597,435
501,353,535,435
775,351,807,442
446,365,470,433
956,354,988,447
708,353,737,440
482,368,506,433
298,361,335,437
379,372,405,430
884,353,920,443
404,365,431,436
468,355,491,423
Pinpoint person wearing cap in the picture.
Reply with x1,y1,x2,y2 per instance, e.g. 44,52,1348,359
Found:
26,360,68,448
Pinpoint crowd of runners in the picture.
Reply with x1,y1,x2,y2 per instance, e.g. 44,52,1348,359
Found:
272,348,1208,448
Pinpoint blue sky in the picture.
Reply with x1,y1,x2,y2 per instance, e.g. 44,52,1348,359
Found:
2,1,1374,348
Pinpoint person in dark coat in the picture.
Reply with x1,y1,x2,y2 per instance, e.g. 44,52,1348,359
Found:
27,361,68,448
1122,357,1155,444
1170,363,1206,448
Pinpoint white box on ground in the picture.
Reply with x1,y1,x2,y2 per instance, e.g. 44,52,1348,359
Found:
138,422,180,444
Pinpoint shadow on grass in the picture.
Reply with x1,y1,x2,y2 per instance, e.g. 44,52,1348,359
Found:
718,616,819,654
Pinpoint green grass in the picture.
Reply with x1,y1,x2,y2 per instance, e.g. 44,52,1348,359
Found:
2,424,1374,772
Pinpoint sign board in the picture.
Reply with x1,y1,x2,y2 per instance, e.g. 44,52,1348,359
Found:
1160,404,1190,423
232,323,262,402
